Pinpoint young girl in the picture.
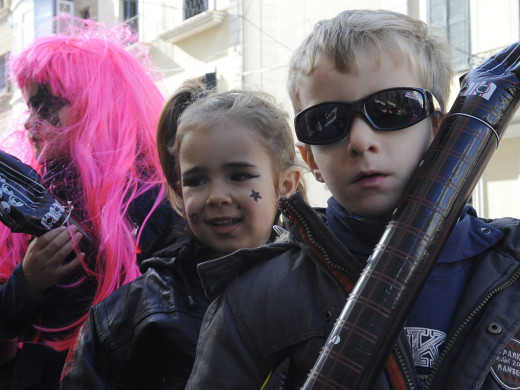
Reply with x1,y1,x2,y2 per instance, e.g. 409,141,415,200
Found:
59,81,303,389
0,18,177,389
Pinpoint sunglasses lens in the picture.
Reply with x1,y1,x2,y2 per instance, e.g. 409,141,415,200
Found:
366,89,426,130
295,88,432,145
295,103,350,144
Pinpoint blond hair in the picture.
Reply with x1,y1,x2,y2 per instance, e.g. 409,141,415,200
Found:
287,9,453,113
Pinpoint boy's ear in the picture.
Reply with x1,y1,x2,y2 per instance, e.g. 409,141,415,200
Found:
431,112,443,137
297,143,324,183
278,167,301,197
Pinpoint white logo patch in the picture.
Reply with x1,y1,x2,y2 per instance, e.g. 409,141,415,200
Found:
405,327,446,368
459,81,497,100
491,338,520,389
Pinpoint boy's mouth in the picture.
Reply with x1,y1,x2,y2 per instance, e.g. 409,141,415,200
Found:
354,171,388,185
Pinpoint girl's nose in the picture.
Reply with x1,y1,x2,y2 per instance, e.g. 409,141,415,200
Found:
24,112,40,130
206,182,232,206
346,117,380,157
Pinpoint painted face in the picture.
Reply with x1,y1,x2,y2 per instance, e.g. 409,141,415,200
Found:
179,120,281,259
298,50,439,219
23,82,71,163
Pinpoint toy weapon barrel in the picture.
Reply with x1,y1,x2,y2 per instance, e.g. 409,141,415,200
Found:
302,42,520,390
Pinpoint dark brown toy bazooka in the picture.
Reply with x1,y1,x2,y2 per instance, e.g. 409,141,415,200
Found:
302,42,520,390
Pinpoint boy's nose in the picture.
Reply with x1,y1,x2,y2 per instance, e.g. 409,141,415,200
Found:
346,117,379,157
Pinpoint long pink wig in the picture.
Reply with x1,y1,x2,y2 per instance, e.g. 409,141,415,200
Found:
0,18,166,350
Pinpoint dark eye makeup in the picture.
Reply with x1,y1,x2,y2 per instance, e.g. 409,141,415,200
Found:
28,85,69,126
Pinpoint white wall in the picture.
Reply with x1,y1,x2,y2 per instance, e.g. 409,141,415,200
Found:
24,0,515,213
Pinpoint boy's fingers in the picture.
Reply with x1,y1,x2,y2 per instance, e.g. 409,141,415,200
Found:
32,225,80,252
58,255,82,277
69,231,83,248
48,232,84,266
29,226,67,250
49,227,81,254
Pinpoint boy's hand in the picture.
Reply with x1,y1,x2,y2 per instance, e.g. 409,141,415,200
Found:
22,225,84,297
451,41,520,135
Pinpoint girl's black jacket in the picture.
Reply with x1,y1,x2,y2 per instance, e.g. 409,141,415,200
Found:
60,230,211,390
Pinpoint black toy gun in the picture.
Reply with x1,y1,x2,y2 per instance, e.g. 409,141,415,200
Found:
0,150,84,237
302,42,520,389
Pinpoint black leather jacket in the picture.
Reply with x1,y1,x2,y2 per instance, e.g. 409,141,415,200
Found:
187,191,520,390
60,231,211,390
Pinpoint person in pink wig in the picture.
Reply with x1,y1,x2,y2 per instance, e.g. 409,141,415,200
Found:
0,18,177,389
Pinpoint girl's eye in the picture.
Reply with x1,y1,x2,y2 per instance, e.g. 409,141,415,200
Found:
182,177,206,187
231,172,259,181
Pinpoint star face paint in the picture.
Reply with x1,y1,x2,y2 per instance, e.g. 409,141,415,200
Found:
250,190,262,202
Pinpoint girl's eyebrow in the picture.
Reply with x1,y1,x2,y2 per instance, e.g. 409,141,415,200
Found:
182,166,206,177
225,161,257,169
182,161,257,177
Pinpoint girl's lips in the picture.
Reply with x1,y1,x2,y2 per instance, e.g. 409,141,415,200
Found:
208,217,241,235
28,132,42,145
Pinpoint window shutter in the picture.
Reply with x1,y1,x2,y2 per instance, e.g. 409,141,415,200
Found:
428,0,470,72
448,0,470,71
184,0,208,20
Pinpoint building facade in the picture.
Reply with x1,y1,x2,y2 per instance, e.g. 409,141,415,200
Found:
0,0,519,217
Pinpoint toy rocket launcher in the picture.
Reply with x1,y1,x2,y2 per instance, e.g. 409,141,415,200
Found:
0,150,81,237
302,42,520,390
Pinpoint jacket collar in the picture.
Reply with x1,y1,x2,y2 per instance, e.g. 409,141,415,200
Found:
278,192,365,278
139,231,212,273
197,241,294,299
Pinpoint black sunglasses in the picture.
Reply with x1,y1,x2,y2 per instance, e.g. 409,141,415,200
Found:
294,87,440,145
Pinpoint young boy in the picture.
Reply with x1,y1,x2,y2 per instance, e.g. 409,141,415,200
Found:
186,9,520,390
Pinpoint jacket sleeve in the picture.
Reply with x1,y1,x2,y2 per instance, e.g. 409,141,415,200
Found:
60,309,118,390
186,293,272,389
0,263,48,339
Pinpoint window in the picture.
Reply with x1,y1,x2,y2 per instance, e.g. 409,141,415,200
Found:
184,0,208,19
203,72,217,90
429,0,470,72
56,0,74,15
0,52,10,93
123,0,138,32
54,0,75,33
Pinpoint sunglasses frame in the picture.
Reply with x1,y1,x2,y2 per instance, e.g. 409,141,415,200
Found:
294,87,441,145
